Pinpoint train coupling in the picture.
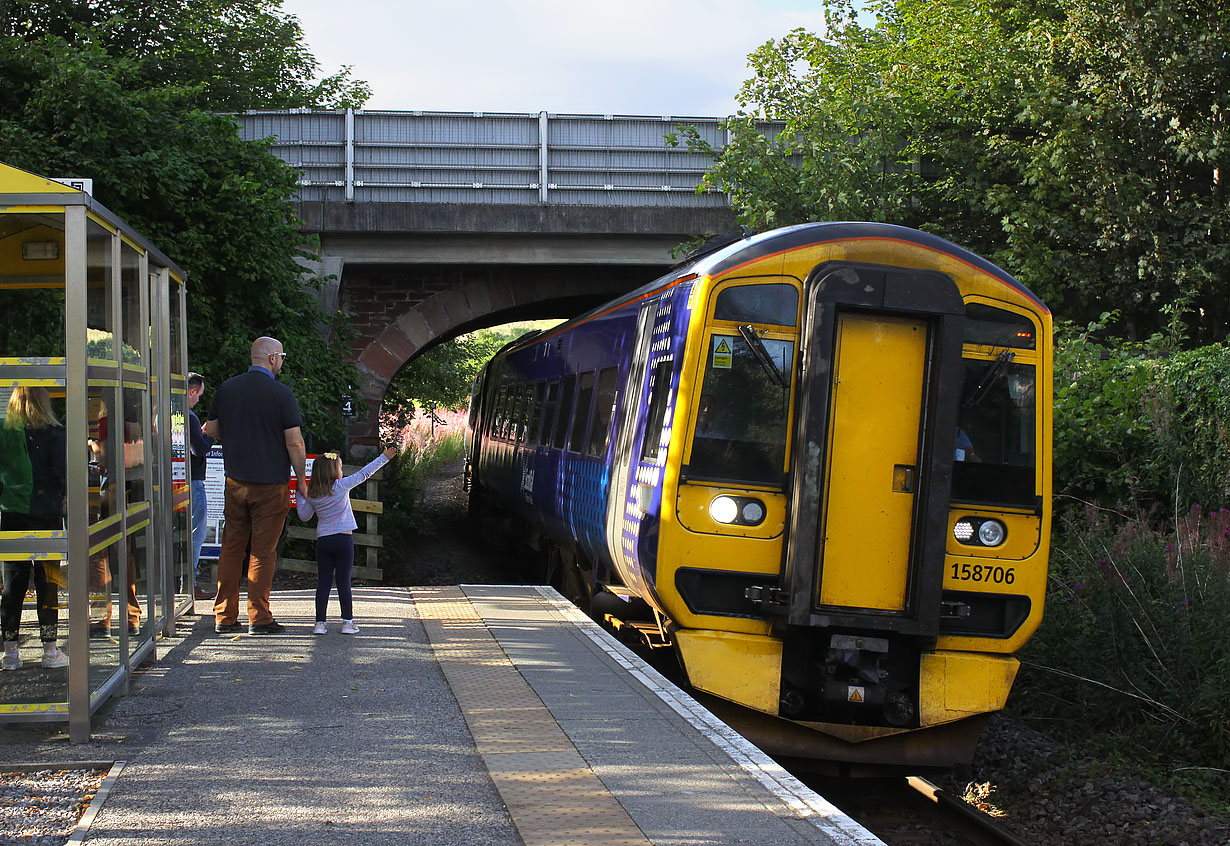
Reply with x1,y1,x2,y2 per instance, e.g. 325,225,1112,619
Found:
462,461,472,492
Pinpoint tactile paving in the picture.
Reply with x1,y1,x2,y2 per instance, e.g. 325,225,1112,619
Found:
414,586,651,846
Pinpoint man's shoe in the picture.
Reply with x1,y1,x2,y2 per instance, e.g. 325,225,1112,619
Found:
194,587,215,600
248,621,286,635
128,624,140,636
215,622,243,634
88,625,109,639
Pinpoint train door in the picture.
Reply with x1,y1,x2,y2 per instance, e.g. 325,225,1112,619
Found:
780,263,965,635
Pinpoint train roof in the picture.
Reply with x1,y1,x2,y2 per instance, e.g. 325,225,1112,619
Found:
505,222,1047,356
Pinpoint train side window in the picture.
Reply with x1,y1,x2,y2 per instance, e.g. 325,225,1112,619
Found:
509,383,525,440
518,381,534,441
714,283,798,326
540,381,559,446
586,367,619,457
492,386,508,438
640,360,673,463
553,374,576,450
526,380,545,444
569,371,596,453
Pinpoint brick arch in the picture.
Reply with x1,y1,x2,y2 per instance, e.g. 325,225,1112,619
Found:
346,275,614,453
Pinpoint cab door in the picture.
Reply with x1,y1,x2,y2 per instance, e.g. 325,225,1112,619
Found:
779,263,965,635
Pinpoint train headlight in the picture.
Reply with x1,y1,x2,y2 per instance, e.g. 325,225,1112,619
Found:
953,517,1007,546
709,496,739,524
741,500,765,525
708,496,767,526
953,519,976,543
977,519,1006,546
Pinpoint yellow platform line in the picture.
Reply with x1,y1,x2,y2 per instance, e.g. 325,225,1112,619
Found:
414,586,651,846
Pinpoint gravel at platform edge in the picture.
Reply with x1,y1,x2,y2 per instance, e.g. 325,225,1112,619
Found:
0,768,106,846
932,715,1229,846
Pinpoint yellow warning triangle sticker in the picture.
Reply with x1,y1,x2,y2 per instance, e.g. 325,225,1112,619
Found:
715,339,731,354
848,687,864,703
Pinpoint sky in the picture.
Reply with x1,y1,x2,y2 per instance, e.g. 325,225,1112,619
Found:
279,0,829,117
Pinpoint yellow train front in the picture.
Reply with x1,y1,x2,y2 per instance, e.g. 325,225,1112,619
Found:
632,224,1049,772
469,222,1052,772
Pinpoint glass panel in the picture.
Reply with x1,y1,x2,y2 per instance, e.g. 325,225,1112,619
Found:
539,382,558,446
87,538,122,678
953,361,1037,505
713,283,798,327
689,334,794,485
553,375,575,450
964,303,1037,350
0,385,69,707
526,381,545,446
168,279,185,376
568,371,595,453
586,367,618,457
88,385,121,529
0,212,66,358
86,221,116,362
640,361,673,464
171,389,191,601
123,387,147,509
120,243,143,366
126,525,150,655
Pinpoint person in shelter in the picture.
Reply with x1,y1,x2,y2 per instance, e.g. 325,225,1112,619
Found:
187,372,215,600
203,337,306,635
0,387,68,670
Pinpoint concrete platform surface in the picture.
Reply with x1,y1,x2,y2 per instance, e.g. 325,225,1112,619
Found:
0,585,883,845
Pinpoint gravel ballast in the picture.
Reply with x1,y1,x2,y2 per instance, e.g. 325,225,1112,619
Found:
0,767,106,845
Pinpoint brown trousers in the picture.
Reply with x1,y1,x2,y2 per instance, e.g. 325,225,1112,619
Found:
214,478,288,626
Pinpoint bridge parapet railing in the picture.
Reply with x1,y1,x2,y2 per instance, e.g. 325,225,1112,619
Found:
236,109,779,208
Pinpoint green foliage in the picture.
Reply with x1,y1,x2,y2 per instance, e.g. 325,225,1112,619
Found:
382,322,558,428
1055,322,1230,512
377,432,464,584
0,3,371,444
1015,508,1230,778
687,0,1230,341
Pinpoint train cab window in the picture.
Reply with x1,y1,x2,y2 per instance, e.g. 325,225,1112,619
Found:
953,305,1038,505
586,367,619,457
714,283,798,326
540,381,559,446
964,303,1037,349
688,334,794,486
553,374,576,450
569,370,596,453
640,360,673,464
526,381,545,444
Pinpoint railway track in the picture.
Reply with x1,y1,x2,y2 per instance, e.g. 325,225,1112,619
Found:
800,775,1031,846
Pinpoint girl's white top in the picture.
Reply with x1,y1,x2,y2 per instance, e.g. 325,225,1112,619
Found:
296,453,389,538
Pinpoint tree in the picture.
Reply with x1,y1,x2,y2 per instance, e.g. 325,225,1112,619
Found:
0,2,371,443
683,0,1229,341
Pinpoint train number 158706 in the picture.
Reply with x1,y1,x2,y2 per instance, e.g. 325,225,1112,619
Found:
950,562,1015,584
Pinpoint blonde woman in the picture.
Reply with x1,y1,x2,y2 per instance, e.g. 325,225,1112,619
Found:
0,387,68,670
295,446,396,634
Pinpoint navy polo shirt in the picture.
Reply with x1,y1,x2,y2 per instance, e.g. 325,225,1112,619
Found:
207,366,303,484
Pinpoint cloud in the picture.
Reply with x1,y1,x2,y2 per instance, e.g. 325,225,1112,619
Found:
283,0,826,115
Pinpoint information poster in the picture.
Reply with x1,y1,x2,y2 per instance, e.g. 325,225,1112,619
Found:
198,449,315,559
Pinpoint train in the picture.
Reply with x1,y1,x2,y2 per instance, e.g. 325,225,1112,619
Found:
464,222,1052,773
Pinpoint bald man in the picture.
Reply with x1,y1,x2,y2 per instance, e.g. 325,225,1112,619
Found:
203,336,307,635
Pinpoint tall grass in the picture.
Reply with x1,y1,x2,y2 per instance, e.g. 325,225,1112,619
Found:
1014,505,1230,803
378,409,466,581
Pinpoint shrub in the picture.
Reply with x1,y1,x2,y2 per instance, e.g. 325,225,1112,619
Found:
1015,507,1230,779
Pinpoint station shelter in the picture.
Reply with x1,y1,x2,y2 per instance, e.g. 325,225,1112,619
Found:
0,162,193,742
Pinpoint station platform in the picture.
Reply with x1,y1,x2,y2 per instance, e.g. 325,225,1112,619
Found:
2,585,883,845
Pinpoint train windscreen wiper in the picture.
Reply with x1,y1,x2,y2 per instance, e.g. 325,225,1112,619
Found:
738,325,789,389
963,349,1015,408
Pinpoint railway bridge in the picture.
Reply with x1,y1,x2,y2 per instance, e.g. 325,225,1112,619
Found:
237,109,741,448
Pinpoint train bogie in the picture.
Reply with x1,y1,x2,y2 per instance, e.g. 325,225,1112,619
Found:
466,222,1052,769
